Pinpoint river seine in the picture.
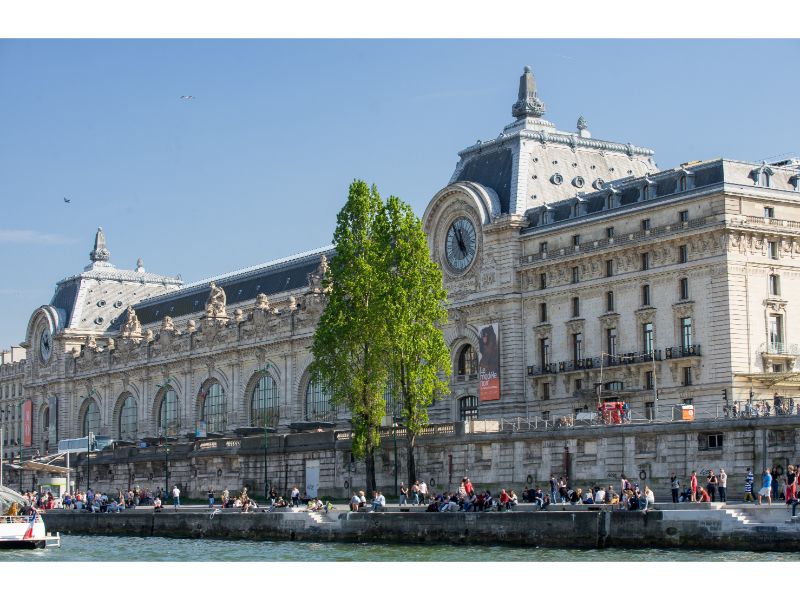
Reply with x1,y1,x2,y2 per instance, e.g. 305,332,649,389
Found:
1,536,798,561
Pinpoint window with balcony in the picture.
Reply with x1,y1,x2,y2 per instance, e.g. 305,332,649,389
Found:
572,266,579,284
539,337,550,370
641,252,650,271
540,241,548,254
606,259,614,277
606,290,615,312
768,241,778,260
572,234,581,247
679,277,689,300
643,322,654,354
606,327,618,357
642,284,651,306
769,274,781,296
571,296,580,318
679,245,688,263
681,317,693,349
573,332,584,363
606,226,615,239
641,218,650,231
679,209,689,223
539,302,548,323
768,314,784,352
764,206,775,219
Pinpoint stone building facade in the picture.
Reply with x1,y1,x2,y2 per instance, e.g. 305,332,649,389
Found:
2,67,800,499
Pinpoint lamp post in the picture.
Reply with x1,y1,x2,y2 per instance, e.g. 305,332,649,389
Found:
162,428,170,499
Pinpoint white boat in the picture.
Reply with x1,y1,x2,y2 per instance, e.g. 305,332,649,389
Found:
0,485,60,550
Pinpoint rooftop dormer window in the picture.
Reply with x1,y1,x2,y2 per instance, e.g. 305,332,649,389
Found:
751,163,774,187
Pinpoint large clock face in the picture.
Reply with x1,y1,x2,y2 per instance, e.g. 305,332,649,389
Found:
445,217,477,272
39,328,53,364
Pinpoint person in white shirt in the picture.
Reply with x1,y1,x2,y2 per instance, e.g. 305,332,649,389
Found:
718,468,728,502
291,486,300,507
172,485,180,510
418,480,428,503
371,491,386,511
594,488,606,504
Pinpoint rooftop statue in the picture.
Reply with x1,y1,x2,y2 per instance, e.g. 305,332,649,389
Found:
120,306,142,338
205,282,228,320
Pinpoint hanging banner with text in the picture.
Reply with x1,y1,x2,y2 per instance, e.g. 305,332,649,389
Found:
23,399,33,447
48,396,58,448
478,323,500,401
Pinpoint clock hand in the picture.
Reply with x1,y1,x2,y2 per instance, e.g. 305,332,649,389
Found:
455,228,466,253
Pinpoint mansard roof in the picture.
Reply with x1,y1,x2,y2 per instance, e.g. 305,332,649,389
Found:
130,245,335,327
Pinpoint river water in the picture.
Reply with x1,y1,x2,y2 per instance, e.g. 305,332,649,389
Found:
1,536,798,561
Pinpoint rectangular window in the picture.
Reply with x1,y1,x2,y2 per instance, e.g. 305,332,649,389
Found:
540,272,547,290
606,259,614,277
641,218,651,231
645,370,654,390
571,296,580,318
679,277,689,300
679,210,689,223
606,290,615,312
768,241,778,259
573,332,584,363
539,302,548,323
541,410,550,421
572,266,580,284
645,402,655,420
764,206,774,219
769,274,780,296
459,396,479,421
539,338,550,370
542,382,551,401
679,245,688,263
682,366,693,386
606,327,618,356
643,322,654,354
572,234,581,247
642,284,650,306
699,433,723,450
575,378,583,392
606,226,615,239
769,314,784,351
540,241,548,254
641,252,650,270
681,317,693,349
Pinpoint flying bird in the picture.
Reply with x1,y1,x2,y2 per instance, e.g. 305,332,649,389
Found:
63,197,71,204
180,95,195,100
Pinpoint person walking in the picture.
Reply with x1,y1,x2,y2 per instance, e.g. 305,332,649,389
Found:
718,468,727,503
291,486,300,507
208,488,214,508
707,470,718,502
670,472,680,503
758,468,772,505
411,481,420,505
744,468,755,503
172,485,180,510
399,482,408,506
418,479,428,504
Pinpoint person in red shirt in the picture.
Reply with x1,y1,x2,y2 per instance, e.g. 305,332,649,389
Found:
464,478,473,496
690,471,698,502
697,487,711,502
499,489,511,510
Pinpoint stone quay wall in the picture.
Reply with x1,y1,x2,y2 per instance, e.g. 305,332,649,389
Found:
43,507,800,552
52,414,800,503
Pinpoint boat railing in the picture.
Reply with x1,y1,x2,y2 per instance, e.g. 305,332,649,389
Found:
1,515,37,524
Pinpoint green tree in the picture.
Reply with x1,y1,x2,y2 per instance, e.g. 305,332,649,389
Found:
310,180,388,495
377,196,451,486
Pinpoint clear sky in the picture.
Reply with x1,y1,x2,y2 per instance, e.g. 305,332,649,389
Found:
1,38,799,350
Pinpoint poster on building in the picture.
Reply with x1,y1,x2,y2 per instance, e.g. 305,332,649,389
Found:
195,420,207,439
48,396,58,448
478,323,500,401
23,399,32,447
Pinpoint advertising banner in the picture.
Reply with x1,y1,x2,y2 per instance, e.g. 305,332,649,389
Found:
478,323,500,401
48,396,58,448
23,399,32,447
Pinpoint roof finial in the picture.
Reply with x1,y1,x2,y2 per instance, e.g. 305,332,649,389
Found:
512,65,546,119
89,227,110,263
136,257,145,273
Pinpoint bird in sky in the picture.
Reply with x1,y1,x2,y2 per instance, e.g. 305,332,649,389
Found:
63,197,71,204
180,95,195,100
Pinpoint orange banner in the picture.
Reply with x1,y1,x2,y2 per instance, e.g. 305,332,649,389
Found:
23,399,32,447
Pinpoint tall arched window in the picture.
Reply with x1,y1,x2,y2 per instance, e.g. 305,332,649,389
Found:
457,345,477,376
200,381,227,433
82,400,100,436
118,394,138,441
158,386,179,434
42,406,50,452
251,373,279,428
305,378,334,421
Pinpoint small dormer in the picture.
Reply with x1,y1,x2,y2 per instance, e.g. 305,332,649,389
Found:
676,167,695,192
642,174,656,201
751,162,774,187
790,173,800,192
605,184,620,210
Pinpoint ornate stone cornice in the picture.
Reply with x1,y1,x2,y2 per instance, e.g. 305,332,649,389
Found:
635,307,657,323
672,301,695,319
599,312,620,328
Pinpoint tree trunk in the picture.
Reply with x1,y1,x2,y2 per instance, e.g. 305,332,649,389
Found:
406,432,417,485
365,442,377,497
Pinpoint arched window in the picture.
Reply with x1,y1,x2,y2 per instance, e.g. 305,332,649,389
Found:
158,386,179,434
42,406,50,452
251,373,279,428
457,345,477,377
678,175,687,192
82,400,100,436
305,378,334,422
200,381,227,434
118,395,137,441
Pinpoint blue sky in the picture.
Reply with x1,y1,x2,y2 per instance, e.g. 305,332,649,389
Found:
1,39,799,349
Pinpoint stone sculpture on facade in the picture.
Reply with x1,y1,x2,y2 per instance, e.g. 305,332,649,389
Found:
307,254,332,294
120,306,143,338
255,293,271,311
162,315,175,332
205,282,228,320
